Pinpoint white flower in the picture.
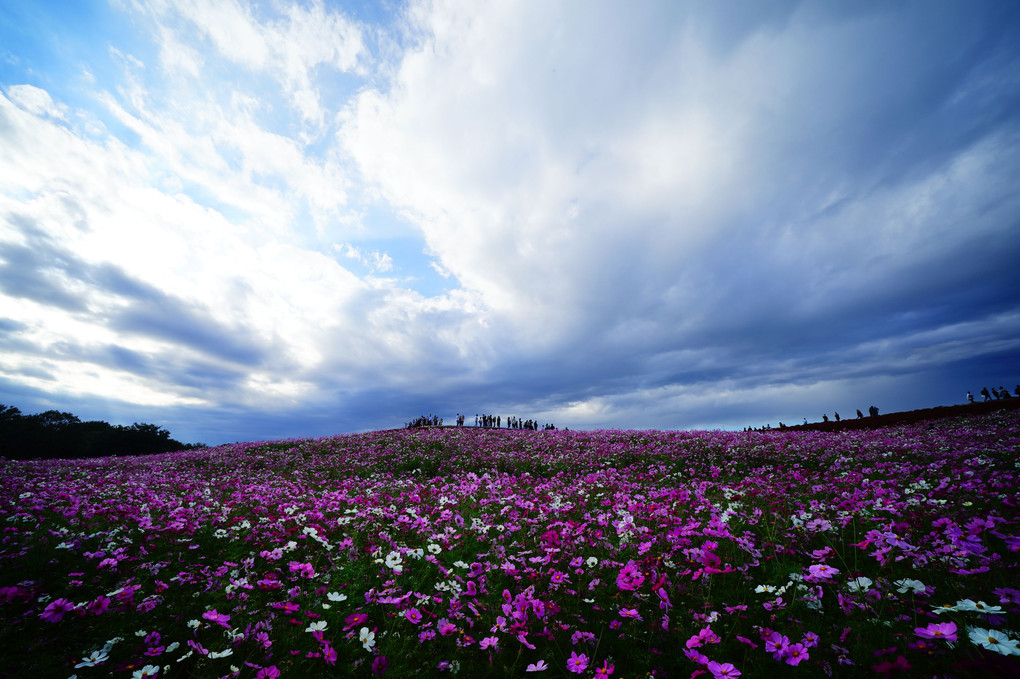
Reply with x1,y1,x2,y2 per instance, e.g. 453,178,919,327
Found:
956,599,1003,614
74,650,109,668
359,626,376,651
755,584,777,593
327,591,348,602
165,642,180,653
407,548,424,560
208,648,233,659
132,665,160,678
969,627,1020,655
384,551,403,572
847,577,873,593
306,620,327,633
427,543,442,554
894,578,925,594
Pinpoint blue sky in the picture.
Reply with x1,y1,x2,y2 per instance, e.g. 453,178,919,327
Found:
1,0,1019,445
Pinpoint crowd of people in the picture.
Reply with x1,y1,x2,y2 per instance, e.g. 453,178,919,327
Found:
969,386,1019,402
406,413,556,430
471,414,555,430
406,414,443,428
746,405,880,432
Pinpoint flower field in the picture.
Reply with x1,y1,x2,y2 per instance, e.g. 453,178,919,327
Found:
2,411,1019,678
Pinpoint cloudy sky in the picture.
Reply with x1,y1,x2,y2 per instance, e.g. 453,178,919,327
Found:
1,1,1019,445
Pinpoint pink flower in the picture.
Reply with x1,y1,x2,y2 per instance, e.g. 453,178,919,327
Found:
619,607,642,619
764,631,790,660
687,626,721,648
914,621,957,642
566,651,589,674
404,607,423,624
707,661,741,678
480,636,498,650
526,660,548,672
255,667,280,679
87,595,110,615
872,655,911,675
371,655,388,675
616,560,645,591
784,643,808,666
288,560,316,578
594,660,615,676
343,612,368,630
807,563,839,580
40,598,76,623
684,648,709,664
202,609,231,628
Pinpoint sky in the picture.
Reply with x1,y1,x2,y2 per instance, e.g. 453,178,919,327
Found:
1,0,1019,445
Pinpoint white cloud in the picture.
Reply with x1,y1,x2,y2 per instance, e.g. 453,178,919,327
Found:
5,84,68,119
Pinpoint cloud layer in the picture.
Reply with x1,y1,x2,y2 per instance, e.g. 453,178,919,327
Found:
1,1,1019,443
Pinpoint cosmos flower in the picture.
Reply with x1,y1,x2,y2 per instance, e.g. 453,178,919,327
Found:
915,622,957,642
968,628,1020,655
359,627,376,651
566,651,589,674
707,661,741,678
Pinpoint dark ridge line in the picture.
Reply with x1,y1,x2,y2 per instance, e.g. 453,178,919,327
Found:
782,398,1020,433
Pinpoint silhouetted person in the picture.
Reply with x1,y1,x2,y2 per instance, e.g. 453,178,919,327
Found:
857,409,864,419
869,405,879,417
981,387,991,401
822,414,829,422
1002,387,1012,399
992,388,1000,399
834,412,840,422
967,391,974,403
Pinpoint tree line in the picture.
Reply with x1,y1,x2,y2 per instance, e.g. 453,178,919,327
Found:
0,405,204,460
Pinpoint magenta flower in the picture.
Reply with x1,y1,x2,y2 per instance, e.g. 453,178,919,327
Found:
343,612,368,630
707,661,742,678
480,636,498,650
87,595,110,615
371,655,388,675
594,660,615,676
39,598,75,623
255,667,280,679
566,651,589,674
807,563,839,580
202,609,230,628
914,621,957,642
764,631,790,660
404,607,423,624
784,643,808,666
619,607,642,619
684,648,709,664
525,660,548,672
616,560,645,591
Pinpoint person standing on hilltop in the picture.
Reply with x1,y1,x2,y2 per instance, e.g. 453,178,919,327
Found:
834,412,840,421
981,387,991,401
857,409,864,419
869,405,879,417
967,391,974,403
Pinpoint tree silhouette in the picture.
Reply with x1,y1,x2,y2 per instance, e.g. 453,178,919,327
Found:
0,404,203,460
